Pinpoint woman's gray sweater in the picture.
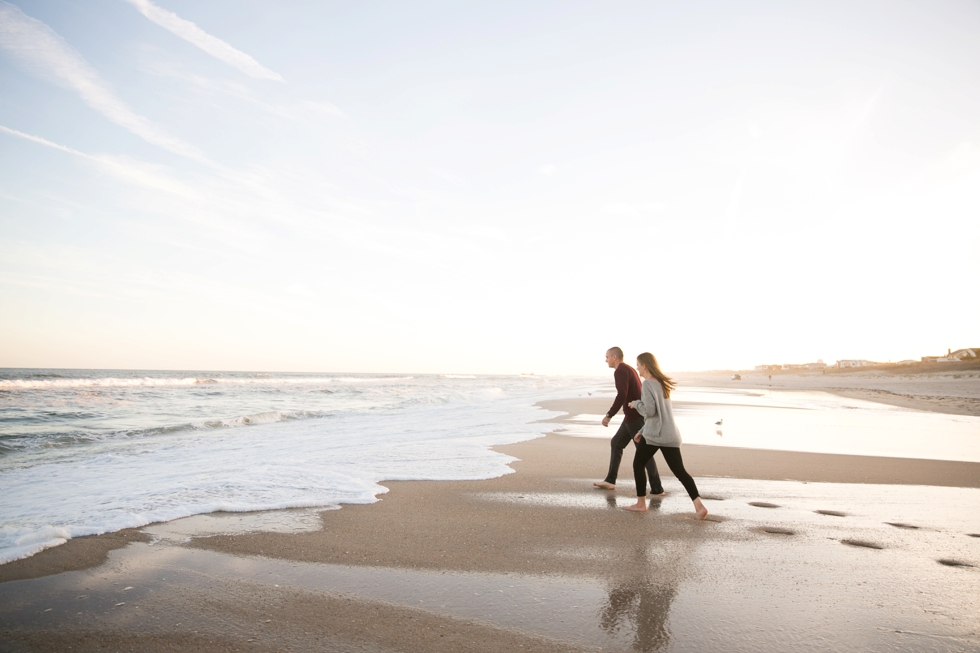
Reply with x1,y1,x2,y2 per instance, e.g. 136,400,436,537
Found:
633,378,682,447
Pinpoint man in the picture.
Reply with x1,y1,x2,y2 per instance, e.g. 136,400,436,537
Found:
593,347,665,495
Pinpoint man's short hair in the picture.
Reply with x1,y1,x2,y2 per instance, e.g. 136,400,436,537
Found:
607,347,624,360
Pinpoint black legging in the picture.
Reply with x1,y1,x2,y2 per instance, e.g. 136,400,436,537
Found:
633,441,700,500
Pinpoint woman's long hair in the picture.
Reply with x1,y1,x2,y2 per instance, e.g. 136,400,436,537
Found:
636,352,676,399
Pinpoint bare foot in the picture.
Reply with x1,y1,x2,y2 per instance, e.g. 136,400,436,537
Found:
593,481,616,490
649,491,666,498
694,498,708,520
623,504,648,512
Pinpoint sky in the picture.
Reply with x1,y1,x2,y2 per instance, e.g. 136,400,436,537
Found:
0,0,978,375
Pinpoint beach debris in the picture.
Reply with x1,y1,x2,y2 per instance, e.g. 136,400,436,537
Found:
115,602,126,606
748,502,780,508
715,419,723,425
967,533,980,538
885,522,919,529
815,510,847,517
123,586,133,591
841,539,883,550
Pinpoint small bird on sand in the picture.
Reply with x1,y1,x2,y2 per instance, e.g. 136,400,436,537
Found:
715,419,723,425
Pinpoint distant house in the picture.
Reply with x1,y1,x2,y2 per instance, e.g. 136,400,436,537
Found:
926,348,979,362
837,360,874,368
758,361,827,371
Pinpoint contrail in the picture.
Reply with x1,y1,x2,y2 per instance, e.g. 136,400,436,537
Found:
0,124,198,197
123,0,284,82
0,2,212,165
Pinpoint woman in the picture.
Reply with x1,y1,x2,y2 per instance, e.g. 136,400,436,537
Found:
625,352,708,520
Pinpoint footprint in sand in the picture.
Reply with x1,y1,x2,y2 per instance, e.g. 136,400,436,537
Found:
815,510,847,517
885,522,919,529
937,559,975,568
841,539,884,550
748,502,780,508
755,527,794,536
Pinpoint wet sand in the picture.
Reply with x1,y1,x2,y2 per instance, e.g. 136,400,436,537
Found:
3,405,980,652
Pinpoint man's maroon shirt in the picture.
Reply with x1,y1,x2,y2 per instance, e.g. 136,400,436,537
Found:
606,362,642,422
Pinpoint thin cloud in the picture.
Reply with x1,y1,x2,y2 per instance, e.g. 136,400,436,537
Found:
0,124,197,198
0,2,210,165
140,57,343,122
123,0,284,82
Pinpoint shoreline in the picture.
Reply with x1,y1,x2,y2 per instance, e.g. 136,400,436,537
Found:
4,393,980,583
3,389,980,651
3,432,979,580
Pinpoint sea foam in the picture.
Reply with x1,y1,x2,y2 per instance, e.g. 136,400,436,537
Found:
0,372,594,564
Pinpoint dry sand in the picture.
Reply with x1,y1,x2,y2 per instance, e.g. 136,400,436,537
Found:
3,392,979,652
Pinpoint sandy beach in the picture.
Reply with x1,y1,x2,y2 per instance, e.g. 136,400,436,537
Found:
3,391,979,652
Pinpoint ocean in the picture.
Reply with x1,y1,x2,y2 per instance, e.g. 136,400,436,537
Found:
0,369,597,564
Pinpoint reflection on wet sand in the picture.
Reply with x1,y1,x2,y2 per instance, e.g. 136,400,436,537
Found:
598,538,694,652
601,581,675,651
601,573,676,649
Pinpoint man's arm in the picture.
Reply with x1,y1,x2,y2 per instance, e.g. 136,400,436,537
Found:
603,366,628,426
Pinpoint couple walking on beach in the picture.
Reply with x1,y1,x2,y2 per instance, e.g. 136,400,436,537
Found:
593,347,708,520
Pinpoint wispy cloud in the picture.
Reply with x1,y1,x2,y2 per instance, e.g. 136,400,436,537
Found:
0,124,197,197
0,2,210,164
123,0,284,82
140,56,344,122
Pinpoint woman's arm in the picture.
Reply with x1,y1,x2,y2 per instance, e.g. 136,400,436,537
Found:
630,380,659,417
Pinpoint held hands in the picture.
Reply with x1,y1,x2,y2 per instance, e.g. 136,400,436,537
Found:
601,416,610,427
628,400,637,409
634,434,641,443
